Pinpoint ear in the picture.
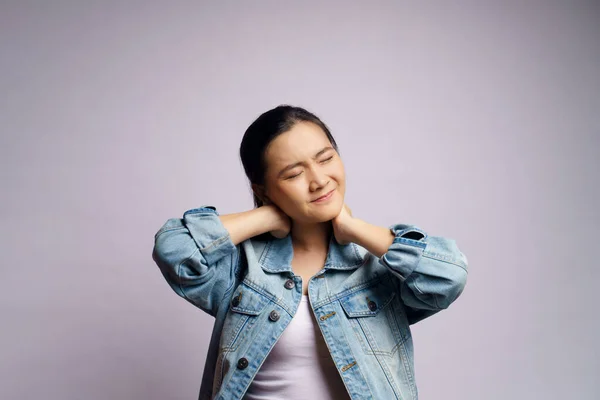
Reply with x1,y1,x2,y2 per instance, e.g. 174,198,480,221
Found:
251,183,270,205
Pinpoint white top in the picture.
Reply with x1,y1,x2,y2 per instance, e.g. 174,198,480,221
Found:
243,295,350,399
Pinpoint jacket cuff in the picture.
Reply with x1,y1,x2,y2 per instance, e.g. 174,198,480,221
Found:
182,205,235,265
379,223,428,280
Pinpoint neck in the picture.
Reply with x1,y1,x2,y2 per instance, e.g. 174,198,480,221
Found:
290,219,332,253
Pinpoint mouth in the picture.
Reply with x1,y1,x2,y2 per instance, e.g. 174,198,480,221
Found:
312,189,335,203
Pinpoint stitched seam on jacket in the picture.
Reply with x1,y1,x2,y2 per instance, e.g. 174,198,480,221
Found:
200,235,230,253
312,274,383,309
421,253,467,271
242,278,295,316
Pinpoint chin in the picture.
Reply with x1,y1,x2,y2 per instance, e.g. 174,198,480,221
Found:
310,201,343,222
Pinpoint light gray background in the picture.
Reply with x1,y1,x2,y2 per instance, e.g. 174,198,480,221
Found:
1,1,598,399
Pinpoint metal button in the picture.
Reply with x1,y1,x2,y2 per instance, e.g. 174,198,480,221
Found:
269,310,280,321
237,357,249,369
284,279,295,290
231,293,241,307
368,300,377,312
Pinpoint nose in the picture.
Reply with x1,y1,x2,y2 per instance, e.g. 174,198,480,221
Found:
308,166,329,192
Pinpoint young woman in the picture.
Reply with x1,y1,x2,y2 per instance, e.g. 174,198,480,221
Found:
152,105,469,400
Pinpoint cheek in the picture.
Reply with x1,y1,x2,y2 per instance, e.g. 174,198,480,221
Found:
333,170,346,189
331,161,345,179
271,184,304,209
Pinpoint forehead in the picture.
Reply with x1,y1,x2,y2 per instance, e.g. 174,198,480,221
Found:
264,122,331,166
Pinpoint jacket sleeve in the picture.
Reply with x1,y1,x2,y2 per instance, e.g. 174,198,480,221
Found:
152,206,239,317
379,223,469,325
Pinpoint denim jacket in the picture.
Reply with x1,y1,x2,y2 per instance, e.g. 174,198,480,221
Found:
152,206,468,400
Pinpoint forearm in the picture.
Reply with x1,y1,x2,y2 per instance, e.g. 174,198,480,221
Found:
348,218,395,258
219,206,277,246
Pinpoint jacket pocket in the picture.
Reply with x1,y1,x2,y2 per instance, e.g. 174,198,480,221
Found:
219,281,270,352
339,281,411,357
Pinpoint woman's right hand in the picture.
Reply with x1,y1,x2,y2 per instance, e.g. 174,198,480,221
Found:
219,203,291,245
264,204,291,238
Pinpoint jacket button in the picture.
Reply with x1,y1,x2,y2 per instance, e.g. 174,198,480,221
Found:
368,300,377,312
269,310,280,321
284,279,295,289
237,357,249,369
231,294,241,307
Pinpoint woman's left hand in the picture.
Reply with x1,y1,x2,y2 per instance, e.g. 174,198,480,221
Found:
332,204,357,245
332,204,396,257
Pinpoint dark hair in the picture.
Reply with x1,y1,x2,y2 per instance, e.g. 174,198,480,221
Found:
239,105,339,208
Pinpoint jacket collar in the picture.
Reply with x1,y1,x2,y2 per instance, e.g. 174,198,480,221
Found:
258,233,365,274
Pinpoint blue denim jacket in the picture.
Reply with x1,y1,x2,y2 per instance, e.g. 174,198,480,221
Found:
152,206,468,400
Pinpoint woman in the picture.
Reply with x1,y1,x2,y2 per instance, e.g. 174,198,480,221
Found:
152,105,469,400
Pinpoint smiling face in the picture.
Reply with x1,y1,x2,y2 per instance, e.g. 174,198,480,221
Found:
254,121,346,223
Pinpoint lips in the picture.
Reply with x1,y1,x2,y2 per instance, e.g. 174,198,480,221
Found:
312,189,334,202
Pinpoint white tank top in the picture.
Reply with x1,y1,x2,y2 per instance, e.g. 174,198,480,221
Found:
243,295,350,399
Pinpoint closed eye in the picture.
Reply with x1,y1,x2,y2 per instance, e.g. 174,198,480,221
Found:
285,156,334,180
285,171,303,180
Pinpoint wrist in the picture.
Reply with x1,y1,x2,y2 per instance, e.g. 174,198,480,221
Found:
259,205,282,233
350,218,395,258
343,217,363,244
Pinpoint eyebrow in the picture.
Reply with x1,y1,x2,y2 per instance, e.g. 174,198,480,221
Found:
277,146,335,177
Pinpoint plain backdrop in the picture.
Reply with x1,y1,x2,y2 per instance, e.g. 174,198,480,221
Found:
1,1,598,399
